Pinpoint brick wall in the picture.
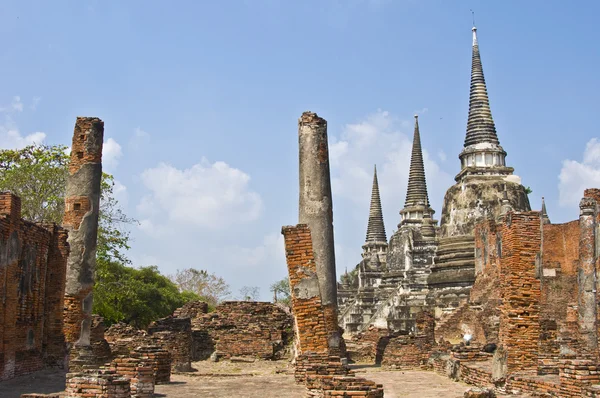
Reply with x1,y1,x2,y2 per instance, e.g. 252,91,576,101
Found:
495,212,541,374
380,334,432,369
345,326,389,364
185,301,292,360
0,192,68,381
379,311,436,369
110,356,155,398
147,316,192,372
65,369,130,397
539,221,579,374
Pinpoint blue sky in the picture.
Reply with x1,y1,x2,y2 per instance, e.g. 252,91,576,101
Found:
1,1,599,300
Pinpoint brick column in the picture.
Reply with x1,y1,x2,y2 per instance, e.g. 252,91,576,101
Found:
578,196,598,357
297,111,340,354
63,117,104,366
42,225,69,368
493,212,541,380
282,224,330,355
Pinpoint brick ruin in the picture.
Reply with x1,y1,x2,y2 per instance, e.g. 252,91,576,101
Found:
1,27,599,398
282,224,384,397
337,191,600,396
421,189,600,397
63,117,104,371
188,301,293,361
0,193,69,380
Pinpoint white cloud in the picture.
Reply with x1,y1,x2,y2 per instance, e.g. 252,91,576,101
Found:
0,96,45,149
138,158,262,231
217,233,285,269
0,130,45,149
102,138,123,172
130,127,150,150
559,138,600,207
112,179,128,207
0,123,46,149
0,96,24,113
138,218,174,238
330,109,452,215
11,96,23,112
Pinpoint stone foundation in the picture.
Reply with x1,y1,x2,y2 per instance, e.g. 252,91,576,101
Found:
132,345,171,385
65,369,130,398
111,356,155,398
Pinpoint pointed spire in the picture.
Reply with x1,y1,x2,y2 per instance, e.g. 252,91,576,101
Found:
405,115,430,207
365,165,387,243
464,26,500,147
542,197,551,224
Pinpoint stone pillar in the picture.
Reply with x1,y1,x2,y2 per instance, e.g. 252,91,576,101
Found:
297,111,340,353
578,196,597,357
63,117,104,365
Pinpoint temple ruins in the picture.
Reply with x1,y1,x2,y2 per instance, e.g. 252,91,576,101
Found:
3,23,600,398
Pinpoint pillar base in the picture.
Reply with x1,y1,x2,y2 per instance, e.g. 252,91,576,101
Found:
68,345,99,372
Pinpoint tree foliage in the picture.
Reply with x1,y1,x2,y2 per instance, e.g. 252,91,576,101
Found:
0,143,199,327
0,144,69,223
270,277,291,306
94,262,197,328
170,268,231,308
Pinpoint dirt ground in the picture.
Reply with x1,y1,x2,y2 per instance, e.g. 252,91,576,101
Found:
0,360,508,398
154,361,477,398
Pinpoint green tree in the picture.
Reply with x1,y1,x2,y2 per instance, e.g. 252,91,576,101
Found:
0,144,136,262
270,277,291,306
94,262,197,328
0,143,198,327
170,268,231,308
97,174,137,264
0,144,69,223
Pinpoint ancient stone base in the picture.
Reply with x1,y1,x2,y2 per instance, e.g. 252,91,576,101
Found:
132,345,171,384
111,356,155,398
68,345,100,372
65,369,130,398
559,360,600,397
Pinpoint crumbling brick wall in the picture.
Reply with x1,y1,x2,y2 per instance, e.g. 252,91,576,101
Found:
104,322,149,357
147,316,192,372
494,212,541,377
345,326,389,364
539,220,579,373
282,224,384,397
186,301,292,360
379,312,436,368
0,193,69,381
173,300,208,320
